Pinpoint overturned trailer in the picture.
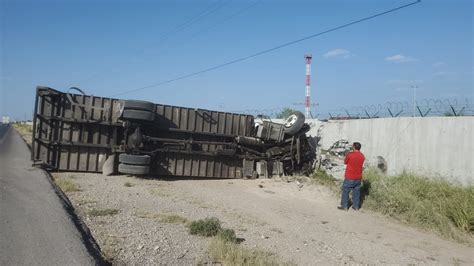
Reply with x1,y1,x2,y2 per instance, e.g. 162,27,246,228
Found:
32,86,315,178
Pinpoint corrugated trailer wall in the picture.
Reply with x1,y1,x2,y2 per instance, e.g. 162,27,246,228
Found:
32,87,255,178
32,87,122,172
153,104,254,178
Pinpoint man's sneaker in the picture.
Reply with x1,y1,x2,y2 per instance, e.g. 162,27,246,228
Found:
337,206,348,211
352,207,360,211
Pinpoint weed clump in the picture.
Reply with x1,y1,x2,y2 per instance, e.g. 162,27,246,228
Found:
189,217,221,237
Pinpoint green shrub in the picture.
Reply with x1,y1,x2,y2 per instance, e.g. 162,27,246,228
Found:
189,217,222,237
361,168,474,241
217,228,238,243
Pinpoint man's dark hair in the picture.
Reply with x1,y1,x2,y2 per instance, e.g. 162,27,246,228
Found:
353,142,362,150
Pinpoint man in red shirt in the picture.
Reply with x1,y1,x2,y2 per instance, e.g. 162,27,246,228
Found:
338,142,365,211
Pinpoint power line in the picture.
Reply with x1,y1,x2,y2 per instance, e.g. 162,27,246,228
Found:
76,0,229,86
186,0,262,41
112,0,421,97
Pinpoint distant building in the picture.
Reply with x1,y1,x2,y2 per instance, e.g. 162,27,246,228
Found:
2,116,10,124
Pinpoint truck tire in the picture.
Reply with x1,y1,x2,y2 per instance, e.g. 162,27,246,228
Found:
283,111,305,135
124,100,155,112
119,154,150,165
118,163,150,175
121,109,155,122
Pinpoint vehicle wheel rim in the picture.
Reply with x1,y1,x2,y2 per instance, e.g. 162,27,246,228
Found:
284,114,297,127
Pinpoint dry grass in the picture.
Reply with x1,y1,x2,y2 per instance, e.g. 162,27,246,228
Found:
188,217,292,265
362,168,474,242
206,237,294,266
101,235,120,262
135,211,189,224
12,123,33,135
311,168,474,242
55,177,79,192
88,208,120,217
310,169,341,190
159,214,189,224
76,199,97,205
124,182,134,187
149,188,171,197
12,123,33,145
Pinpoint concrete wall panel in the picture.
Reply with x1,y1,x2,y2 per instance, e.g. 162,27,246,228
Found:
299,117,473,185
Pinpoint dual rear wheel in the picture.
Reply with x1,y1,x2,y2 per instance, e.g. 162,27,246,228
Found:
118,100,155,175
121,100,156,122
118,154,150,175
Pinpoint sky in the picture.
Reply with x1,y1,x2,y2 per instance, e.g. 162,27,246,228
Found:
1,0,473,120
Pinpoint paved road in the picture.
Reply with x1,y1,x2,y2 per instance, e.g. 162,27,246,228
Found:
0,124,99,265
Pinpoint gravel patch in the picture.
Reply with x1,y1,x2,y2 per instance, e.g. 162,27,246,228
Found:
54,172,474,265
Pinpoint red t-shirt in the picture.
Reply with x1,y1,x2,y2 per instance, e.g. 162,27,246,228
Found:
344,151,365,180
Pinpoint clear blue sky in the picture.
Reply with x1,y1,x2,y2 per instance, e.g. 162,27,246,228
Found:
1,0,472,120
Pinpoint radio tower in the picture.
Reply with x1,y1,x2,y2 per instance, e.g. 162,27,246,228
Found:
304,54,312,118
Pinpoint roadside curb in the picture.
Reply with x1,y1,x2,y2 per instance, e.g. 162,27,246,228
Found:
12,127,110,266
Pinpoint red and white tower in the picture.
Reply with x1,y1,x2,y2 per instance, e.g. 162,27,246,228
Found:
304,54,312,118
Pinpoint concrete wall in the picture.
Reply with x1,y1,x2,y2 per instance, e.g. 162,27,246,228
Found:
298,117,473,185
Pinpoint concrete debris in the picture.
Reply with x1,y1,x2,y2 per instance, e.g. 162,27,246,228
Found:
317,139,352,180
328,139,352,157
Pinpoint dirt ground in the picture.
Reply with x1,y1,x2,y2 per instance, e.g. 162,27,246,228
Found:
54,172,473,265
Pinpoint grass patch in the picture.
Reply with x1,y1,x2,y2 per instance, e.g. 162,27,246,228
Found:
206,237,293,266
159,214,189,224
135,211,188,224
189,218,292,265
189,217,222,237
12,123,33,134
149,188,170,197
12,123,33,145
55,177,79,192
124,182,134,187
88,208,120,217
310,169,341,190
76,199,97,205
361,168,474,241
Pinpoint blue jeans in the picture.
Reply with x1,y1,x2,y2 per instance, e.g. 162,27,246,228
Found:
341,179,361,209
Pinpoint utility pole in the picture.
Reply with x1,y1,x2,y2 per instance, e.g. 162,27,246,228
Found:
412,85,417,117
304,54,312,118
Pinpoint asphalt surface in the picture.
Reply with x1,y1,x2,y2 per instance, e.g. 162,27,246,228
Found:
0,124,98,265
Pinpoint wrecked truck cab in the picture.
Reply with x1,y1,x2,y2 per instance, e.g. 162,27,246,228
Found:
32,86,315,179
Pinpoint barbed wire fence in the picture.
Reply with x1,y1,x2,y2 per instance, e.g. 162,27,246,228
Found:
229,98,474,119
